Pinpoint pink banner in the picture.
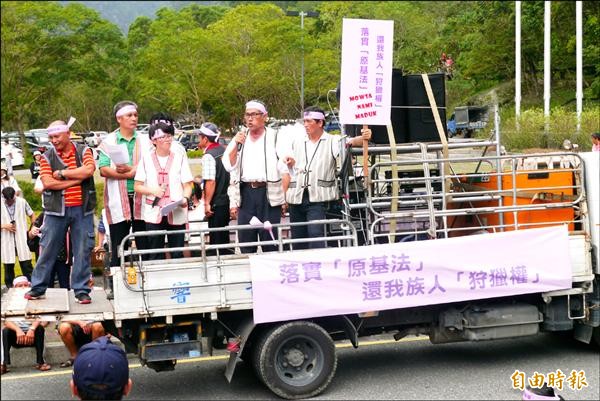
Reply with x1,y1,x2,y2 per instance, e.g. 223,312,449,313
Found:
250,226,573,324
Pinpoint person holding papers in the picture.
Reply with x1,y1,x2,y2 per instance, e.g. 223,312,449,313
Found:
98,101,153,296
134,121,193,260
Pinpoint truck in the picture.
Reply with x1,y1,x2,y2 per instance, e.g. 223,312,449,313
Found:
447,105,489,138
2,127,599,400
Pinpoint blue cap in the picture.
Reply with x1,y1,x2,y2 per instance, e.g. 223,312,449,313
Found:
72,336,129,397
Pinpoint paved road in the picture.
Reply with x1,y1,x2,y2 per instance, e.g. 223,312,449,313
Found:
2,333,598,400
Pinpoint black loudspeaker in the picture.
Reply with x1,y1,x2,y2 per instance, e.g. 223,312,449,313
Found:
404,73,447,142
343,71,446,144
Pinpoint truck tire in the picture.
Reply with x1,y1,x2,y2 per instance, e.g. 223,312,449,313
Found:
592,326,600,349
253,321,337,399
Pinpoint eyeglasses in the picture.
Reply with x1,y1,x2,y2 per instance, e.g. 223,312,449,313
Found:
153,134,174,141
244,112,264,119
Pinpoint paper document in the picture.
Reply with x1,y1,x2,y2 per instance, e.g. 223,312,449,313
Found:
160,200,182,216
100,143,129,165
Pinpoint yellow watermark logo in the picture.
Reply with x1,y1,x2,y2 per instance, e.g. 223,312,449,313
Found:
511,369,588,391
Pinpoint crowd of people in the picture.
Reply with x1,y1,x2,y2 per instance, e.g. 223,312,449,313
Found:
0,99,371,380
2,98,372,290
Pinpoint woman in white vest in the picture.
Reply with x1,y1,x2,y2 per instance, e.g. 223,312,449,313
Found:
284,106,371,249
134,121,193,260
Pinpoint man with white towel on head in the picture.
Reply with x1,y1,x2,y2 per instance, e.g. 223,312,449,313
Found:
223,100,290,253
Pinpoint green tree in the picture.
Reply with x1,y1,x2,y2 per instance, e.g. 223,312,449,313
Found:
1,1,126,134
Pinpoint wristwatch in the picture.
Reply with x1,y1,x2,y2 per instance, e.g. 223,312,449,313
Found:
184,196,193,210
58,170,66,180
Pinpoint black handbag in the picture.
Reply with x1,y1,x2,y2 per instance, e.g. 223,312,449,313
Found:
27,233,39,252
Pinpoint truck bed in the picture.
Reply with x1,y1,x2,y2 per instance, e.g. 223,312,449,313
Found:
1,287,113,322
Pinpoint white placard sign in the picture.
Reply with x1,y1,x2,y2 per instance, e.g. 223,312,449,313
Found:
339,18,394,126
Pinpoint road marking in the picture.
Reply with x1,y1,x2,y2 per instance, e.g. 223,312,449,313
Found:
1,336,428,380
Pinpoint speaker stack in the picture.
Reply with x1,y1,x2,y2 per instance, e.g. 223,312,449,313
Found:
344,69,447,144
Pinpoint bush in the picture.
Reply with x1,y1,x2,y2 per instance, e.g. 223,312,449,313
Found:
187,149,204,159
19,180,42,211
95,181,104,215
476,106,600,152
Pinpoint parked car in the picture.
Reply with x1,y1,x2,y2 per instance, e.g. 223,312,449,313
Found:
24,129,51,153
70,131,85,144
136,124,150,135
1,132,24,168
180,124,201,132
447,106,489,138
324,121,341,133
84,131,108,147
179,131,201,150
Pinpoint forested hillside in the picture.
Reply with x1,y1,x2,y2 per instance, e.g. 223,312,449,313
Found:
2,1,598,150
57,1,224,33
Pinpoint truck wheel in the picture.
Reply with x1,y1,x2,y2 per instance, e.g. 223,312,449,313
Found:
253,321,337,399
592,326,600,349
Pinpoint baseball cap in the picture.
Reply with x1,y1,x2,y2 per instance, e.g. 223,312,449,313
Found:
33,150,42,156
522,383,563,400
72,336,129,397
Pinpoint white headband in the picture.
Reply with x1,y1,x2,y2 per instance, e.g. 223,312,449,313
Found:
47,116,76,135
116,104,137,117
13,276,29,286
303,111,325,120
151,128,167,140
199,125,220,140
245,101,267,114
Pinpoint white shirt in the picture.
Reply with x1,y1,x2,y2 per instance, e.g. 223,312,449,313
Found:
222,130,289,180
135,147,193,225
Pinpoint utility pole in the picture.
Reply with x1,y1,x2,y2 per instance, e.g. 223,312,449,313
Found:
543,1,551,147
286,10,319,117
576,1,583,133
515,1,521,120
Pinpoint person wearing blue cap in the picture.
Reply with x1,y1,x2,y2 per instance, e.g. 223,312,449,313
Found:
70,335,132,400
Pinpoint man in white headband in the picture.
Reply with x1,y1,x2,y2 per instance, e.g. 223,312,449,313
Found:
283,106,371,249
2,276,52,375
222,99,290,253
25,118,97,305
197,122,232,255
98,101,153,297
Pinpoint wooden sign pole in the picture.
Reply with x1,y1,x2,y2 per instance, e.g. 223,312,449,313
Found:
362,124,369,183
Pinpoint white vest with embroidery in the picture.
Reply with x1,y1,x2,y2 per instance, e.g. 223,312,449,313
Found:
286,133,339,204
100,131,152,225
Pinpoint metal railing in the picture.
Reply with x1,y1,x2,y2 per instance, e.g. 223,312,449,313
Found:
116,219,359,294
364,149,586,243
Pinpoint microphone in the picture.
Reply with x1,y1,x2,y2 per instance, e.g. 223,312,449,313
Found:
237,128,248,151
152,184,167,207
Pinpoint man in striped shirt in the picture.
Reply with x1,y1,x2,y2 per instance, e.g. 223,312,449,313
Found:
25,119,97,304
